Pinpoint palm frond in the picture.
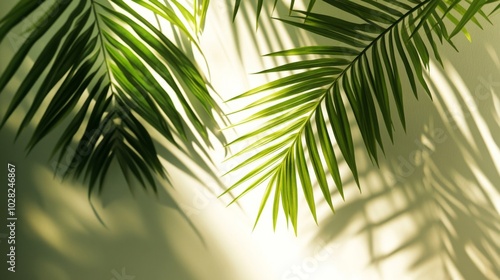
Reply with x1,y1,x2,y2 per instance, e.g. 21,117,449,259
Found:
232,0,316,23
0,0,217,195
224,0,495,233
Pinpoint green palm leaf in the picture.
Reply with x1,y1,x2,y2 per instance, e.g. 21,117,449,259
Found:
232,0,316,24
0,0,216,195
224,0,495,232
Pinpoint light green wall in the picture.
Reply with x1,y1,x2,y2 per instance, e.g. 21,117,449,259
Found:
0,1,499,280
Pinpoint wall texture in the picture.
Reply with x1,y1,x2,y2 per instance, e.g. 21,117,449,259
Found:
0,1,499,280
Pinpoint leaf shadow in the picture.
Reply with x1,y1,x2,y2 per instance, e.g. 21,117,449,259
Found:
312,54,500,279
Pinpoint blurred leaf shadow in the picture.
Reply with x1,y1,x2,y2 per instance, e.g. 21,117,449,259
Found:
312,45,500,280
0,123,202,280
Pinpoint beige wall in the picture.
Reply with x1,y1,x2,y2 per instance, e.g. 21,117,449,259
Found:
0,1,499,279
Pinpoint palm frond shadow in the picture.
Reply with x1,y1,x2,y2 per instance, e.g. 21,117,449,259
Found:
0,47,228,253
0,123,207,280
313,58,500,279
427,61,500,194
95,144,210,247
218,0,313,83
0,103,211,247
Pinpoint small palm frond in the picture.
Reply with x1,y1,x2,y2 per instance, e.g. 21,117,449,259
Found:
0,0,216,195
232,0,317,23
194,0,210,32
223,0,495,233
487,0,500,14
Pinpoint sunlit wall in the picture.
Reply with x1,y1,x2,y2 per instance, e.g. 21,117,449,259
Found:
0,1,499,280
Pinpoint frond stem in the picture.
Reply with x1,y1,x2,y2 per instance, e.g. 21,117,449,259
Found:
91,0,114,93
275,0,433,175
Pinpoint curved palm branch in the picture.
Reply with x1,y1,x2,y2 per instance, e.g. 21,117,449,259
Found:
223,0,496,233
0,0,216,195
